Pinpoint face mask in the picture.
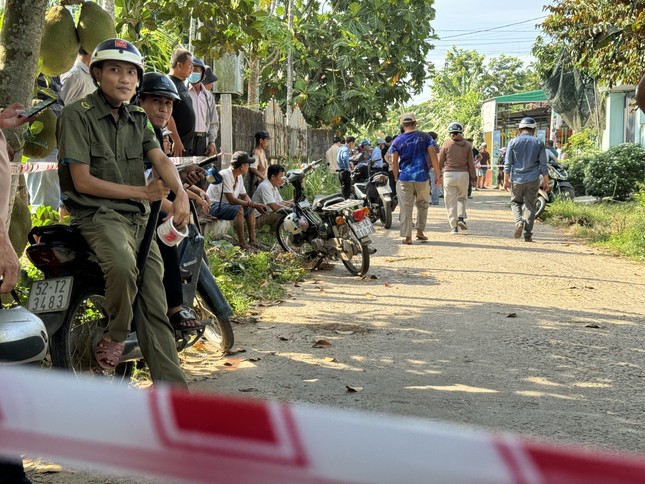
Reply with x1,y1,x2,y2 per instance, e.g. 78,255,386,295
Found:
188,73,201,84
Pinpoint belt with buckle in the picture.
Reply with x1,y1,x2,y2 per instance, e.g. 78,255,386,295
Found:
195,132,208,138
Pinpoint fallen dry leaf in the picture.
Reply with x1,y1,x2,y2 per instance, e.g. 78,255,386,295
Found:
585,286,595,290
506,313,518,318
313,339,332,348
247,357,262,362
324,357,337,362
335,329,354,335
346,385,364,392
384,282,393,287
238,388,259,392
279,336,290,341
226,348,247,354
585,323,601,328
223,361,234,367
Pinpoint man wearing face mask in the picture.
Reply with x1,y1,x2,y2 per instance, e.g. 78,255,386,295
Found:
187,58,218,157
166,48,195,156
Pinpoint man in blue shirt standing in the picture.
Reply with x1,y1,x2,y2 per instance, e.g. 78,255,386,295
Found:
391,113,441,245
503,117,549,242
336,136,356,199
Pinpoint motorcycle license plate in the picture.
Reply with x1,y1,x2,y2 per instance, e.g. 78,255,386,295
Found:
349,218,374,239
377,185,392,195
27,277,73,313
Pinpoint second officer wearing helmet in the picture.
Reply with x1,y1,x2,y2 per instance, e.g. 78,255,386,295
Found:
57,39,188,385
503,117,549,242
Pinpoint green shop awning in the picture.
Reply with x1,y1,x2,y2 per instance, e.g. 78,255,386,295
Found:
493,90,547,104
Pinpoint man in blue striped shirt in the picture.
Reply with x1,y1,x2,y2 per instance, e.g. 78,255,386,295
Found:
503,117,549,242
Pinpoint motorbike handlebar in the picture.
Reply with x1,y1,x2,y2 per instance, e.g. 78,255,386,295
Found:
302,158,324,173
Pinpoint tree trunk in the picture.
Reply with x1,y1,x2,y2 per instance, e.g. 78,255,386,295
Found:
247,54,260,109
285,0,294,123
0,0,48,228
101,0,116,20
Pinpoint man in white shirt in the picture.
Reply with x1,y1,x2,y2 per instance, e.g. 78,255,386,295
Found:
60,47,95,105
252,164,293,231
188,58,218,157
325,136,342,172
206,151,265,249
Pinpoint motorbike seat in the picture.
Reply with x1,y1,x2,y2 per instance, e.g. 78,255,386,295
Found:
312,193,345,210
27,224,91,251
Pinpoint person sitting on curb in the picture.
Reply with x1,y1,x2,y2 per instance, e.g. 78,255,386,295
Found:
207,151,266,249
252,163,293,232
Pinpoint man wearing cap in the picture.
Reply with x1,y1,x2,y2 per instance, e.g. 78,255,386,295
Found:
207,151,266,249
391,113,441,245
371,139,386,170
188,58,218,157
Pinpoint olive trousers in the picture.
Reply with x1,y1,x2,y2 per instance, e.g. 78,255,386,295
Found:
75,206,187,388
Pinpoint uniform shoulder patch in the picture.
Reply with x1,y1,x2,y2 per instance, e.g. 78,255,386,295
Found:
80,101,92,110
130,105,146,113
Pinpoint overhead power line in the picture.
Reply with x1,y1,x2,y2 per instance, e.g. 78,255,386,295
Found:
439,16,546,40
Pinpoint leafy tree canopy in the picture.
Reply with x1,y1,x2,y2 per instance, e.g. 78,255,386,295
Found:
259,0,438,129
539,0,645,86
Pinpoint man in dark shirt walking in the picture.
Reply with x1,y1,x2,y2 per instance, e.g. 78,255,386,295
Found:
166,49,195,156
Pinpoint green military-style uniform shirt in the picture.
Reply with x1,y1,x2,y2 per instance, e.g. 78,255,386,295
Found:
57,90,160,219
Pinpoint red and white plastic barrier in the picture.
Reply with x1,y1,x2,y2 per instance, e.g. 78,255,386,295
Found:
9,156,211,175
1,366,645,483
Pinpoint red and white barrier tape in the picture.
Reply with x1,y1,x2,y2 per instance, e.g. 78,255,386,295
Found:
9,156,214,175
1,367,645,483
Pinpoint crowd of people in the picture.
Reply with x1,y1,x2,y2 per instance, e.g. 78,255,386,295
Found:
328,113,551,244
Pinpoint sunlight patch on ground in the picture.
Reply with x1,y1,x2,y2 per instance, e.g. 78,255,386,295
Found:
406,369,443,375
524,376,563,387
404,384,498,393
572,382,612,388
279,352,364,371
515,390,581,400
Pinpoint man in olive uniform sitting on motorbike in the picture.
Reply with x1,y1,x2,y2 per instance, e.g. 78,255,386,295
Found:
57,39,188,385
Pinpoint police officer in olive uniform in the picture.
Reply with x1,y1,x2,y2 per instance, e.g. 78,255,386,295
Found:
57,39,188,387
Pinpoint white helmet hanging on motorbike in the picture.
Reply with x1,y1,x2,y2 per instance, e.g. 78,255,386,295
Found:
282,213,303,234
0,307,48,365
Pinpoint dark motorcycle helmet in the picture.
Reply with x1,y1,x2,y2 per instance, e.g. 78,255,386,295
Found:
448,122,463,134
518,117,537,129
140,72,180,101
90,38,144,83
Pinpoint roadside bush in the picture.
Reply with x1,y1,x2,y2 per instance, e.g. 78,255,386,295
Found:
564,128,599,158
583,143,645,200
564,153,596,196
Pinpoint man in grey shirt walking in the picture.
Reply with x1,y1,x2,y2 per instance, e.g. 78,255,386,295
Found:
503,117,549,242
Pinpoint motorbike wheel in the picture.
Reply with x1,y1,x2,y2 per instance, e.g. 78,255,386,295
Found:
535,196,548,218
338,224,370,276
558,186,575,200
379,200,392,229
276,218,312,257
50,285,133,383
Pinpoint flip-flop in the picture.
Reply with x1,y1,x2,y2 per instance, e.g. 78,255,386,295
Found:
168,307,205,331
402,238,412,245
416,235,428,241
95,335,125,370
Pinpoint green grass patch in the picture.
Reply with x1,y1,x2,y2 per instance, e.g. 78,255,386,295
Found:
205,238,305,314
542,198,645,260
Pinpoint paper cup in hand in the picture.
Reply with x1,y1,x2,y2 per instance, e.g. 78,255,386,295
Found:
157,217,188,246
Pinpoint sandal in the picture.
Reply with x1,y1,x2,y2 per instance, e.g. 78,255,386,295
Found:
416,234,428,241
168,307,204,331
402,238,412,245
95,335,125,370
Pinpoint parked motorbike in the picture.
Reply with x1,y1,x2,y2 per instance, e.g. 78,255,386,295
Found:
276,159,375,276
535,160,575,217
24,169,233,381
351,162,393,229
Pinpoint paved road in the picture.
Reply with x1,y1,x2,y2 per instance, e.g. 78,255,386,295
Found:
196,189,645,455
42,189,645,482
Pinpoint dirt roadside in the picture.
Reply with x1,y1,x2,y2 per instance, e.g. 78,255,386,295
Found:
29,189,645,482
